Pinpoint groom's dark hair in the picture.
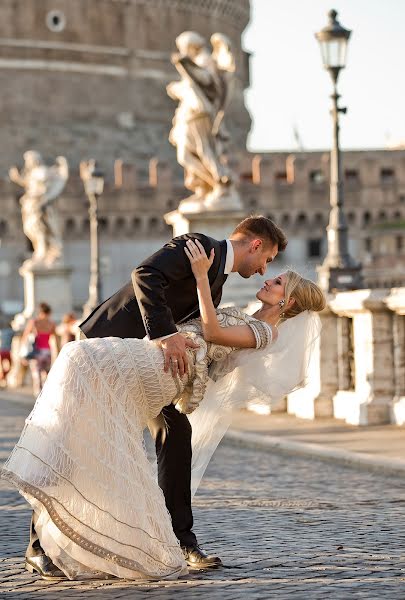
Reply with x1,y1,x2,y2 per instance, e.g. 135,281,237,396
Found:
231,215,288,251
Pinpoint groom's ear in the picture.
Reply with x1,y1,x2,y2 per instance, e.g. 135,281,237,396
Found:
250,238,262,252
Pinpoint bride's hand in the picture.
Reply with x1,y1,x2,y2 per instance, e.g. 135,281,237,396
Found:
184,239,215,280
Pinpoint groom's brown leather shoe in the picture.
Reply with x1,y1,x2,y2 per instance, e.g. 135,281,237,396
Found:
25,555,67,580
182,545,222,569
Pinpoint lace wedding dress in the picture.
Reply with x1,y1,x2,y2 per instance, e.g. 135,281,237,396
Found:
2,308,272,581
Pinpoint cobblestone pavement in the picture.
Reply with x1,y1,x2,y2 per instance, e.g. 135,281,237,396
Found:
1,396,405,599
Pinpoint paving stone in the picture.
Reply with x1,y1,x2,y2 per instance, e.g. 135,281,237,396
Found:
1,397,405,598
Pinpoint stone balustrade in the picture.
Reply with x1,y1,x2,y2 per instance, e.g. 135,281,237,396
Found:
286,287,405,426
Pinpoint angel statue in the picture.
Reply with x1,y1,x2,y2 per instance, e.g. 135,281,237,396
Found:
9,151,68,267
167,31,241,211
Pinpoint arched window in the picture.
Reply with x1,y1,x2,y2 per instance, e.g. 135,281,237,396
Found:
115,217,126,233
99,218,108,233
309,170,325,184
378,210,387,222
132,217,141,232
281,214,290,228
64,218,76,236
347,212,356,226
0,220,8,236
363,211,371,226
313,213,324,227
296,213,307,227
149,217,160,232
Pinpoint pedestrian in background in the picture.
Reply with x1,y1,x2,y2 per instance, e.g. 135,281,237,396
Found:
20,303,56,396
56,312,77,348
0,321,14,388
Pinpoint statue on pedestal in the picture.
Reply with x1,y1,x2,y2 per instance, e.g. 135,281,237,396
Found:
9,151,68,267
167,31,241,211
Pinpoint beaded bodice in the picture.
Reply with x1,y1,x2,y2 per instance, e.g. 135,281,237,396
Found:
174,306,273,414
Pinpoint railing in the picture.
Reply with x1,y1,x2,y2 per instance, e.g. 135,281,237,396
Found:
286,287,405,426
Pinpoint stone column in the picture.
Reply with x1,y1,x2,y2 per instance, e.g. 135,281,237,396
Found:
385,288,405,425
317,306,339,416
330,289,394,425
337,316,354,391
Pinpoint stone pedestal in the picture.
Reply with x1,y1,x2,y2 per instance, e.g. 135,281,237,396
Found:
165,206,246,240
18,262,73,324
165,206,263,308
11,262,73,336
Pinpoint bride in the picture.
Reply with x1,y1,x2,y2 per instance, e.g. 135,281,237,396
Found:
2,239,325,581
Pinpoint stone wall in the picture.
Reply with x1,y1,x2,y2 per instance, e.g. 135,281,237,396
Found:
237,149,405,289
0,0,251,174
1,148,404,312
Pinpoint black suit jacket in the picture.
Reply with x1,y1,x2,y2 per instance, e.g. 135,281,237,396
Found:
79,233,228,340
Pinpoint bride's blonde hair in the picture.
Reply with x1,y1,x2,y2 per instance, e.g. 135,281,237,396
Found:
282,270,326,319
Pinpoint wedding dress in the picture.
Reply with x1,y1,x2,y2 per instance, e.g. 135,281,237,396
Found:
2,307,274,581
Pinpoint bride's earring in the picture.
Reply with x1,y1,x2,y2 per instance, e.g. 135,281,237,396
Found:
278,299,285,318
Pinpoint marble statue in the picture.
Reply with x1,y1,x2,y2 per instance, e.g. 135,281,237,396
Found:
9,151,68,267
167,31,240,210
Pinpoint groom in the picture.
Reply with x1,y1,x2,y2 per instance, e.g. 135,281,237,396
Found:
25,216,287,577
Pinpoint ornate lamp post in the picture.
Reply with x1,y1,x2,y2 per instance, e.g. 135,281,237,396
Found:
315,9,362,292
80,160,105,318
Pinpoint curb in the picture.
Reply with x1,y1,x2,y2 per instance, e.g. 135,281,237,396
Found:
225,429,405,477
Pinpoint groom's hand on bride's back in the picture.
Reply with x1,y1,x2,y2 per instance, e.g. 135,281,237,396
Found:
159,333,199,378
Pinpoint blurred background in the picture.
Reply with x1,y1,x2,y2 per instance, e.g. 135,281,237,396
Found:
0,1,403,426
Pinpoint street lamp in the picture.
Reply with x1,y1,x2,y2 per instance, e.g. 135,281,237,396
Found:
315,9,362,292
80,159,105,318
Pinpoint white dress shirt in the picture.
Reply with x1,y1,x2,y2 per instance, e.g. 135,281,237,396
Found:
224,239,234,275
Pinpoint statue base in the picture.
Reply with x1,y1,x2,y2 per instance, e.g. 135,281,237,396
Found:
13,262,73,330
164,205,263,308
177,184,243,215
165,205,246,241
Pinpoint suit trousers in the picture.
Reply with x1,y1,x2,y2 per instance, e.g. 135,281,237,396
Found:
148,403,197,548
26,512,42,558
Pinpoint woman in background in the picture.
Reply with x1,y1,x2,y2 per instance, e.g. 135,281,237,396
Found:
21,302,56,395
56,312,77,348
0,319,14,388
